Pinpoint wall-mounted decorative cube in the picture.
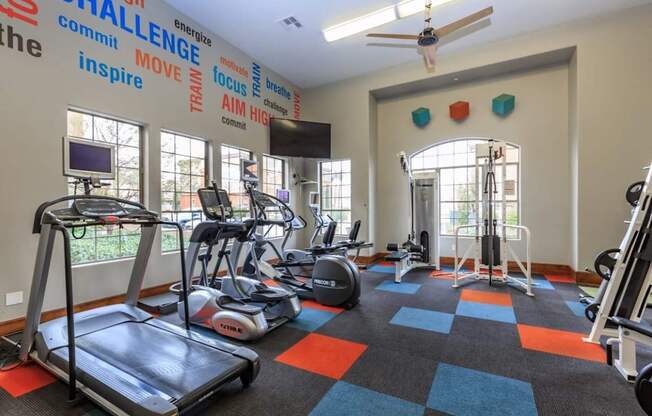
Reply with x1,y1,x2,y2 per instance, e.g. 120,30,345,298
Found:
492,94,516,116
411,107,431,128
449,101,470,121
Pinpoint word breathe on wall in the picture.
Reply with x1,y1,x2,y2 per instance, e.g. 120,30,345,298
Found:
0,0,39,26
58,15,118,49
0,22,42,58
79,50,143,89
174,19,211,47
61,0,201,65
266,77,291,100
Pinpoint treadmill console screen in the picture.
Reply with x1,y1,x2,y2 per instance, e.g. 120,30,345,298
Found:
309,192,320,208
241,159,258,184
73,199,128,218
276,189,290,204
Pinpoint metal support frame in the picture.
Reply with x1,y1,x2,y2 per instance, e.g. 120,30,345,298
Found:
451,140,534,297
606,326,652,382
453,224,533,296
584,163,652,344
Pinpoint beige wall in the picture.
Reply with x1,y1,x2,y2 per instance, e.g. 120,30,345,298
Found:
0,2,302,322
376,64,570,263
303,4,652,270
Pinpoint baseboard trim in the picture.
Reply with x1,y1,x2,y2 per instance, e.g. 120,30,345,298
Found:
0,282,172,337
575,271,601,287
373,253,575,276
1,255,601,336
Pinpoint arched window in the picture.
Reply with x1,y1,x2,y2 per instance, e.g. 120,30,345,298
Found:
410,138,520,238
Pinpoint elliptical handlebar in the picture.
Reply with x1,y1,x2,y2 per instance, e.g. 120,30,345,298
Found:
248,187,296,226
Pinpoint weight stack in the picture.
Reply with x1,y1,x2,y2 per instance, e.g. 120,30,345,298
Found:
481,235,501,266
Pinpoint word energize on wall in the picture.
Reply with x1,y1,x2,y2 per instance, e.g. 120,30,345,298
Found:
61,0,201,65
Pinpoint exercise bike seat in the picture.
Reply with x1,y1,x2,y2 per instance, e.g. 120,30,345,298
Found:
216,295,262,315
610,317,652,338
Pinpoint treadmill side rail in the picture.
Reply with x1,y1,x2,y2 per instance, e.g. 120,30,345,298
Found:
20,224,56,361
126,224,157,306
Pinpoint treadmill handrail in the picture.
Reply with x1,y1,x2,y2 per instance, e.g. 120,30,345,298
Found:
33,195,151,234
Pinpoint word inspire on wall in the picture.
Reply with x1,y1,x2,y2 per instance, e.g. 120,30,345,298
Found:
0,0,301,131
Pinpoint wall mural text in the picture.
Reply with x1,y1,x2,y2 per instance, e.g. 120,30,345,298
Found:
1,0,302,133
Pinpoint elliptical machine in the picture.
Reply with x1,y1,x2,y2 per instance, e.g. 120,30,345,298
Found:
234,161,361,309
175,176,301,341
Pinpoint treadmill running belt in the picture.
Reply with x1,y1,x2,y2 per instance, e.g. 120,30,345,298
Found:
74,321,247,401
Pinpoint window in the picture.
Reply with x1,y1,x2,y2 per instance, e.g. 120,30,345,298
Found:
66,110,142,265
262,155,287,238
319,160,352,236
410,138,520,238
220,145,253,220
161,131,208,252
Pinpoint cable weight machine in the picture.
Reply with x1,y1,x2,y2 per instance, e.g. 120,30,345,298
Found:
386,151,440,283
452,140,534,296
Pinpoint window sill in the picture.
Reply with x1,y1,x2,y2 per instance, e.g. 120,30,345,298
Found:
72,256,137,269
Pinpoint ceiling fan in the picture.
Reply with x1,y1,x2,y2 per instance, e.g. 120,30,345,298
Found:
367,2,494,69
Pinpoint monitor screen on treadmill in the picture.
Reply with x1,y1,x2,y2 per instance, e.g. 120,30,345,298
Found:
64,137,115,179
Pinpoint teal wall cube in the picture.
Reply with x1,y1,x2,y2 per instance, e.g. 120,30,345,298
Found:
411,107,431,128
492,94,516,116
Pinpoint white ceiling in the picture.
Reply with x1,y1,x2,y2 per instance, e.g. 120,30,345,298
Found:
163,0,651,88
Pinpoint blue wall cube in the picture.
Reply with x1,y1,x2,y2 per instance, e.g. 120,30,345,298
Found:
411,107,431,128
492,94,516,116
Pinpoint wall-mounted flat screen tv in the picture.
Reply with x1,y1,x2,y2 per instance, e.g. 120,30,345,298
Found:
270,118,331,159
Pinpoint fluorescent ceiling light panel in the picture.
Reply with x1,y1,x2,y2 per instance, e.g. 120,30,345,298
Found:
323,6,397,42
397,0,456,18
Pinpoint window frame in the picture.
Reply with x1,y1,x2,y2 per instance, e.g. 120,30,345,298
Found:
410,138,521,240
160,130,210,253
318,159,352,237
220,144,254,220
261,154,288,239
66,108,144,265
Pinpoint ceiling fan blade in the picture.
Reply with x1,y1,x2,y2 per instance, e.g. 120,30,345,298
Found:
422,44,437,69
366,33,420,40
434,6,494,38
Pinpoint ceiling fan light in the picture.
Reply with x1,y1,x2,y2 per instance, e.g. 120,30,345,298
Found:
396,0,455,19
323,6,398,42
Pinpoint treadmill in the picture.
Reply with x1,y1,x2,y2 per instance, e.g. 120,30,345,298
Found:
19,138,260,416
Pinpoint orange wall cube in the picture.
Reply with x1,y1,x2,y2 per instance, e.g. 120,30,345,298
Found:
450,101,470,121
